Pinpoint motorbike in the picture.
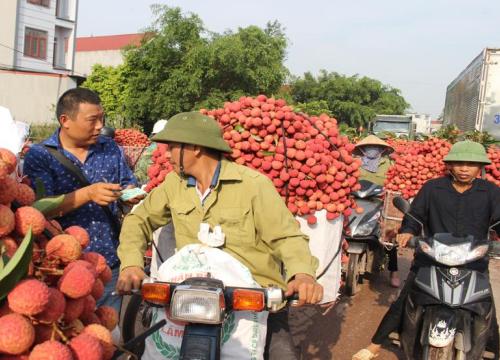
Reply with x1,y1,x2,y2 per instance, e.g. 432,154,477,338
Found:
114,243,297,360
392,196,498,360
115,276,295,360
344,179,389,295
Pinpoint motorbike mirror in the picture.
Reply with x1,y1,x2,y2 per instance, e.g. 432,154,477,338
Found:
100,126,115,139
393,196,411,214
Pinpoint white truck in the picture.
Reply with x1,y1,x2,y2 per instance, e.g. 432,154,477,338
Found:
444,48,500,140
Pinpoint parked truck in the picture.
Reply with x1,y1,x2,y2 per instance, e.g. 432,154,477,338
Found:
370,114,416,139
444,48,500,140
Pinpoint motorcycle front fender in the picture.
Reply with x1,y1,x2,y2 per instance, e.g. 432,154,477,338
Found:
180,323,223,360
421,306,457,348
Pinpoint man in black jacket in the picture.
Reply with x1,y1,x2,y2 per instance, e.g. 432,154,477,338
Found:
353,140,500,360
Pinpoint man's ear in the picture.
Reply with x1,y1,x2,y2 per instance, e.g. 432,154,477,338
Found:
193,145,203,157
59,114,71,129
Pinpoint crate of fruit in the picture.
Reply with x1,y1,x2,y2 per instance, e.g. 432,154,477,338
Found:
382,190,405,220
121,145,147,171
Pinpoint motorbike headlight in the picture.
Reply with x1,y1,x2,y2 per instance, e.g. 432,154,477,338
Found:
352,212,380,237
170,286,225,324
432,241,470,266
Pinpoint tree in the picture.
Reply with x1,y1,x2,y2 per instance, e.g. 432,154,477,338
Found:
119,6,288,130
82,64,134,128
290,70,409,127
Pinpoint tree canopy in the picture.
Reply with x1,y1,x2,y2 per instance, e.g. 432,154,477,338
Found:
290,70,409,127
83,6,410,131
83,6,288,131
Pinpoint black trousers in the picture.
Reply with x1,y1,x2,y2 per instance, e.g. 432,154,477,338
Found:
372,272,415,344
264,309,298,360
387,247,398,272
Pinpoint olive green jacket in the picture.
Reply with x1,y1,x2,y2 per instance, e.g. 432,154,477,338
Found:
359,158,392,186
118,159,318,289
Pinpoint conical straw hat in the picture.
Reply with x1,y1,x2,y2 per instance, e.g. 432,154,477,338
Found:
353,135,393,155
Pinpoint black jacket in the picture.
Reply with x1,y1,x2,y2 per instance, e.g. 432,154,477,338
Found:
400,176,500,239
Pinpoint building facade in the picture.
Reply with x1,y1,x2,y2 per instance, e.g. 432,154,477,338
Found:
0,0,79,124
409,113,433,134
74,33,144,76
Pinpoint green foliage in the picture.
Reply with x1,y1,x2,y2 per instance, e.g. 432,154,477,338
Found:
290,70,409,127
29,122,59,143
293,100,332,116
88,6,288,130
0,230,33,300
32,195,65,216
81,65,140,128
434,124,496,146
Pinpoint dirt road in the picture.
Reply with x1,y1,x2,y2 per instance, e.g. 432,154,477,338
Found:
290,249,413,360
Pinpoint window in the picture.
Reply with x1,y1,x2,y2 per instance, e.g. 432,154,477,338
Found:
24,28,48,59
28,0,50,7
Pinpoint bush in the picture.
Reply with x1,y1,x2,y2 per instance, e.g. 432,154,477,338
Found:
29,123,59,143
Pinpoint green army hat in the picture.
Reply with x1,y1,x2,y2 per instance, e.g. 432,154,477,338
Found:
152,112,232,153
444,140,491,164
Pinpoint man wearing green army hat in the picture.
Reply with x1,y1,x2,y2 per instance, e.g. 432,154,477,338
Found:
116,111,323,359
354,140,500,360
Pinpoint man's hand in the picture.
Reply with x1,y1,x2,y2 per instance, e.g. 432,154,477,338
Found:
285,273,323,306
116,266,146,294
396,233,414,248
86,182,122,206
121,184,146,206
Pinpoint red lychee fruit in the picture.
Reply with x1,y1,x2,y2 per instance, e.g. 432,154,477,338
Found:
91,278,105,301
1,236,18,257
0,313,35,355
0,204,15,237
8,279,50,316
95,306,119,331
36,288,66,323
68,333,103,360
64,260,97,278
45,234,82,264
34,323,60,344
83,324,115,360
63,297,85,322
82,252,107,274
0,177,18,205
80,312,101,326
0,148,17,180
98,266,112,285
29,340,73,360
82,295,96,317
64,226,90,250
58,265,95,299
14,183,35,206
14,206,45,237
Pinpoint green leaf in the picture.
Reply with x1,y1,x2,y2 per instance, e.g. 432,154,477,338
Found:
251,134,263,142
0,229,33,301
234,124,244,133
34,178,46,200
261,150,275,156
32,195,65,215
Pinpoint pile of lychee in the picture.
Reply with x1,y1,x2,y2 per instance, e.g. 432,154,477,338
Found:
145,95,362,224
0,148,119,359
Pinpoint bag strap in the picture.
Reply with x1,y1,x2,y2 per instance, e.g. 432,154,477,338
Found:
44,145,122,234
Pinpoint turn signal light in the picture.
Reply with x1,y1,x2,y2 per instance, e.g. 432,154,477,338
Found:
142,282,171,306
232,289,265,311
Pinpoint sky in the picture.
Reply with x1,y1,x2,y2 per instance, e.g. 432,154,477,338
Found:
77,0,500,118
